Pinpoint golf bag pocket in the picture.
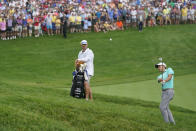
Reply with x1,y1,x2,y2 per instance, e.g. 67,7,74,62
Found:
70,71,85,98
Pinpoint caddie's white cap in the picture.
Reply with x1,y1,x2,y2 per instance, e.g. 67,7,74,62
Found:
80,40,87,45
155,62,167,68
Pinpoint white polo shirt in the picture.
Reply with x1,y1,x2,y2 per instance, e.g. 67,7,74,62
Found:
78,48,94,76
131,10,137,18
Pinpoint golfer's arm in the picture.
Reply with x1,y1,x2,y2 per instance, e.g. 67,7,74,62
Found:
164,74,173,82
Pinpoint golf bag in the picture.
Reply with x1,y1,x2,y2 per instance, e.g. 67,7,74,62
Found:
70,71,86,98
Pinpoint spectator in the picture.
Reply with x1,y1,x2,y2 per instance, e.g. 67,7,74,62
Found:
16,16,23,38
157,9,164,26
131,7,137,27
76,13,82,32
103,21,111,32
34,15,40,37
190,7,195,24
171,8,176,24
96,9,102,23
0,18,6,40
125,12,131,29
69,12,76,33
175,7,181,24
108,8,114,23
22,17,28,37
52,13,57,35
87,16,92,32
83,17,88,32
182,6,188,24
55,16,61,35
94,22,100,32
63,17,67,38
12,16,17,39
27,16,33,37
45,14,53,36
138,8,144,32
0,0,195,41
7,16,13,40
116,19,124,30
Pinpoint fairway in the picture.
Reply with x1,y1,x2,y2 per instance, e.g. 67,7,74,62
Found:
1,24,196,130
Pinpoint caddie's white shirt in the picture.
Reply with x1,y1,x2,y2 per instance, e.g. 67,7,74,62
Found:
78,48,94,76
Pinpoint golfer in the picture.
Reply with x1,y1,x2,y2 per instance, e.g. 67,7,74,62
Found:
76,40,94,101
155,62,175,125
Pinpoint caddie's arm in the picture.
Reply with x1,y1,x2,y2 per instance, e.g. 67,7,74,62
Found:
75,59,85,66
78,53,92,63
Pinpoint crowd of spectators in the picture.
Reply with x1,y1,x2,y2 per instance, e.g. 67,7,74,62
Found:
0,0,196,40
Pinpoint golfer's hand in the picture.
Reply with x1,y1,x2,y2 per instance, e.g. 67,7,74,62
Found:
161,80,166,85
158,79,163,83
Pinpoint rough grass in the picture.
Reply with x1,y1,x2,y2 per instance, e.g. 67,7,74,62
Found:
1,83,196,130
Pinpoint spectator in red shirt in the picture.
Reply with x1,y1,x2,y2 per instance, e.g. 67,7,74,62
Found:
34,15,40,37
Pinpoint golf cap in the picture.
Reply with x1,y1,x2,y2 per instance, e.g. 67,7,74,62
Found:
80,40,87,45
155,62,167,68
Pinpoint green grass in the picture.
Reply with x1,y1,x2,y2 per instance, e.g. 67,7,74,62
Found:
0,24,196,130
93,74,196,111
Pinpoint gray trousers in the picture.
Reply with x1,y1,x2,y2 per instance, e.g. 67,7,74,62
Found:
160,89,175,124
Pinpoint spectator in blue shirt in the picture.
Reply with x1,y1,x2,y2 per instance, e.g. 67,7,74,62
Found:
22,17,28,37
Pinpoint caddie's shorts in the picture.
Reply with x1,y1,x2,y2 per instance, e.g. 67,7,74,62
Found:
84,71,92,84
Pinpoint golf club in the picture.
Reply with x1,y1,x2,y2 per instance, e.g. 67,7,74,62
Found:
158,57,164,86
